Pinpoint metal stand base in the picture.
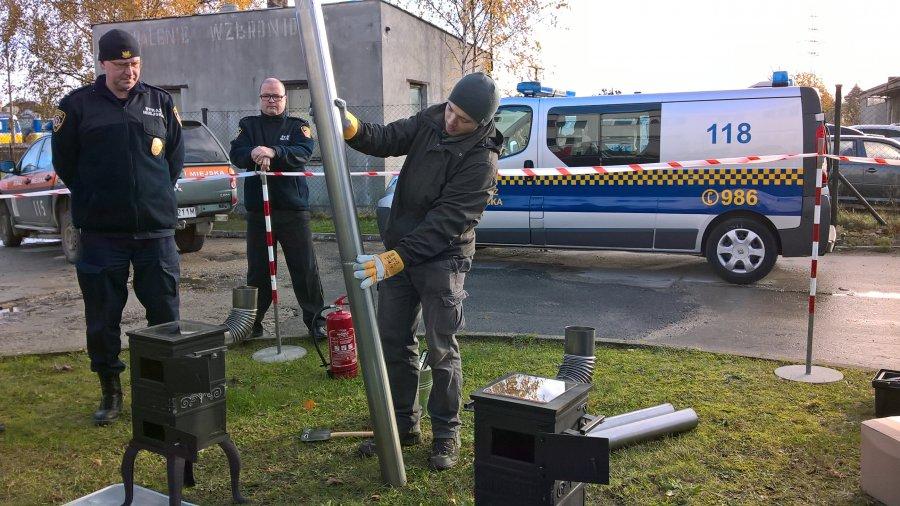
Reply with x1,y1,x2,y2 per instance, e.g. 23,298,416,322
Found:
120,436,247,505
774,364,844,383
252,345,307,363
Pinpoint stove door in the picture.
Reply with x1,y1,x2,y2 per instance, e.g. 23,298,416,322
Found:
165,356,213,394
536,432,609,485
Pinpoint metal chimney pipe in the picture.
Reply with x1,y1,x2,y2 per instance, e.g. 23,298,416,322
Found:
564,326,595,356
294,0,406,486
557,326,596,384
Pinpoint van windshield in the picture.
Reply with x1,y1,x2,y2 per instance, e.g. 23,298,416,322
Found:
496,105,533,158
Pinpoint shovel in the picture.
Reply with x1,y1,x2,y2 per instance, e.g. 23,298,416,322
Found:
300,428,374,442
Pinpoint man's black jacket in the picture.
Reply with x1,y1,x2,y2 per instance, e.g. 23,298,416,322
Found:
51,75,184,233
229,113,315,213
348,103,501,266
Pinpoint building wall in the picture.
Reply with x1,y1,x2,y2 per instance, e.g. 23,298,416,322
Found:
92,2,386,113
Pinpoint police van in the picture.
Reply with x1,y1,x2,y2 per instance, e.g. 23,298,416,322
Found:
378,74,836,284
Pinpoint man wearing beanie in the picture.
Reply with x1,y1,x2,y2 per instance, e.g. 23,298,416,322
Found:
336,72,502,470
52,28,184,426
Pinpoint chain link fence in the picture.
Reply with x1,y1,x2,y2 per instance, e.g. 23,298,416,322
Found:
182,104,422,214
858,96,892,125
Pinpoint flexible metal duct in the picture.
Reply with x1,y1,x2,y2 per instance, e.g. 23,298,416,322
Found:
588,408,699,449
556,326,596,384
224,286,258,345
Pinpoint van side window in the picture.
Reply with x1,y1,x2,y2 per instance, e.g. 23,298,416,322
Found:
496,105,532,159
547,106,661,166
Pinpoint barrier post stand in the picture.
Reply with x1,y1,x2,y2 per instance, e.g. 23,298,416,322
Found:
775,124,843,383
294,0,406,487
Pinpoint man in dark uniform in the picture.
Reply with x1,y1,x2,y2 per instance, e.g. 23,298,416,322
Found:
51,29,184,425
229,77,326,340
338,72,501,470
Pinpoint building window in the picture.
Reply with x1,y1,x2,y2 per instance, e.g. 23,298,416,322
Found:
285,83,310,116
162,87,184,112
409,82,427,111
546,106,661,167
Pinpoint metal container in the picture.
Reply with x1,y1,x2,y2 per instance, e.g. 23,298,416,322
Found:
470,373,609,505
127,320,229,456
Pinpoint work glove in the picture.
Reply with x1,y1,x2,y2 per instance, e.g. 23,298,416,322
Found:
334,98,360,140
352,250,405,289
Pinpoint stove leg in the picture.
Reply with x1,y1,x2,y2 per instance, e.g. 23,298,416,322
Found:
184,460,196,488
219,437,248,504
165,454,186,506
120,442,140,506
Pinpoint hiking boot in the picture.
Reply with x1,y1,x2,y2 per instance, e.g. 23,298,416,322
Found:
93,373,123,426
428,437,459,471
251,323,265,339
358,432,422,457
312,324,327,341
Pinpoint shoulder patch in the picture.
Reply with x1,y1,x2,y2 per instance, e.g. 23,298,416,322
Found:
173,106,182,126
52,109,66,132
301,125,311,138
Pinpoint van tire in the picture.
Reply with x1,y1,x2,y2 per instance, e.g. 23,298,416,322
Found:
0,204,23,247
705,217,777,284
175,224,206,253
58,202,80,264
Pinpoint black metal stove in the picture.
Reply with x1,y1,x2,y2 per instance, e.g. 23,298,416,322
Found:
122,320,246,505
470,373,609,505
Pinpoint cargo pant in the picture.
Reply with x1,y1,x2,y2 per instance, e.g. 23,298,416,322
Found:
377,255,471,440
76,233,180,375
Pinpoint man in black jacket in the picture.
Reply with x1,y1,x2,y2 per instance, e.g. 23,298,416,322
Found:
51,29,184,425
229,77,325,340
339,72,501,470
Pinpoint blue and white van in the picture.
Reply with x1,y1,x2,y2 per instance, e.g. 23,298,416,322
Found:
378,76,836,284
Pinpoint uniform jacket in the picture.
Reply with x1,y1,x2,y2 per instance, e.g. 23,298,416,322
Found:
51,75,184,233
229,113,316,213
348,103,501,266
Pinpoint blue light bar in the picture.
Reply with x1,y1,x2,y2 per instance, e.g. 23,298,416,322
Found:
772,71,790,87
517,81,575,98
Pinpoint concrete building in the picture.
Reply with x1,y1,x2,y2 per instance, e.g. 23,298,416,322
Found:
858,77,900,125
93,0,486,207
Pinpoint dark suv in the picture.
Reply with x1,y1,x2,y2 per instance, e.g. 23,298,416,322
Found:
833,134,900,205
0,120,236,261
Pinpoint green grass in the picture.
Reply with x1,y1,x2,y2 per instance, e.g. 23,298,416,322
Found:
0,338,877,505
837,209,899,248
215,212,380,235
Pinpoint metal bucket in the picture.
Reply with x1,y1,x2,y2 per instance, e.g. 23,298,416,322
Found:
418,350,432,414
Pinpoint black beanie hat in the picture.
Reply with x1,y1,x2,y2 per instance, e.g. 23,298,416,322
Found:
98,29,141,61
448,72,500,126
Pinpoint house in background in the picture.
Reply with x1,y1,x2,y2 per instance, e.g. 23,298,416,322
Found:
858,77,900,125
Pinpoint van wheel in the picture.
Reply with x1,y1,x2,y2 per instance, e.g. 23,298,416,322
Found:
705,217,777,284
175,224,206,253
58,202,80,263
0,204,23,247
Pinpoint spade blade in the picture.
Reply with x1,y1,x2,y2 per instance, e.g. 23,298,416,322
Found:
300,428,332,442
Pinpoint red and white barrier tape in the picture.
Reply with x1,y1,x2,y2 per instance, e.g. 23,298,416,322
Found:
2,152,897,200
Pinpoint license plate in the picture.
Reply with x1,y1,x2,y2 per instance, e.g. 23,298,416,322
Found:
177,207,197,219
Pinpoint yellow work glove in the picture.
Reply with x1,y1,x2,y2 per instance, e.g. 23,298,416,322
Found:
334,98,359,140
352,250,405,289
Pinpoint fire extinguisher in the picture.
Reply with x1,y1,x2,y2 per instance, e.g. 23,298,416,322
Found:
313,295,358,379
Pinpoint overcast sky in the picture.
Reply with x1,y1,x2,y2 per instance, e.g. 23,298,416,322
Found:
507,0,897,95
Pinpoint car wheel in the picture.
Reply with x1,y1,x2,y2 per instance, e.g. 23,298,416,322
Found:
705,217,777,284
175,224,207,253
0,204,24,247
58,201,80,263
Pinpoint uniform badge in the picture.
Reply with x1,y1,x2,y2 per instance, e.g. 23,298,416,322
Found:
301,125,311,138
121,50,132,59
173,106,182,126
52,109,66,132
151,137,164,156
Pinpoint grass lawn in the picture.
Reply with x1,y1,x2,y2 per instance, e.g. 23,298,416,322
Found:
837,208,899,250
214,213,380,236
0,338,878,505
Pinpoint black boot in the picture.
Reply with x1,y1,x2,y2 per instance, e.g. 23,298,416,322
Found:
93,373,123,426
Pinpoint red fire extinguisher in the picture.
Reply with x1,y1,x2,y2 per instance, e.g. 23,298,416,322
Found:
314,295,358,379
